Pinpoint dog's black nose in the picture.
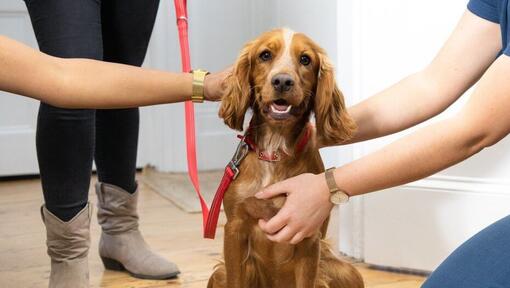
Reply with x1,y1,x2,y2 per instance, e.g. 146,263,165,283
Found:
271,73,294,92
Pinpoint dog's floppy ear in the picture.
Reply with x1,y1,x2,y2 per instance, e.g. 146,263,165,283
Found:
314,51,356,145
218,41,254,131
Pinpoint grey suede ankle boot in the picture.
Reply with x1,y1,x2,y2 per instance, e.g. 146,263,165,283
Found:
41,203,91,288
95,182,180,280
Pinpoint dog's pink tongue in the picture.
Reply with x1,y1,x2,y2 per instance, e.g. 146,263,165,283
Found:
272,103,289,111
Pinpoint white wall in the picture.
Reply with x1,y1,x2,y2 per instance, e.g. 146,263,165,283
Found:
0,1,43,176
338,0,510,272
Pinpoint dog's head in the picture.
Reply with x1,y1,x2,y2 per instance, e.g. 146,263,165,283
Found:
219,28,355,144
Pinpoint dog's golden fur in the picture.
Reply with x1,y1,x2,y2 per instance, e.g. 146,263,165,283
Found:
208,28,363,288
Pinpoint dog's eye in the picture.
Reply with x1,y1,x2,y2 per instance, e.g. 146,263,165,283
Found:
300,55,311,66
259,50,272,62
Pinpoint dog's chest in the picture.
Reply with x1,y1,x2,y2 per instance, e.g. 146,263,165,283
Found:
246,160,280,197
250,224,296,264
230,155,284,200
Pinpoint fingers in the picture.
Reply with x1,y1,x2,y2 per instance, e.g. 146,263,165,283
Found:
204,67,233,101
290,232,306,245
255,180,289,199
266,225,295,243
258,211,288,234
265,226,312,244
261,221,311,245
259,208,307,244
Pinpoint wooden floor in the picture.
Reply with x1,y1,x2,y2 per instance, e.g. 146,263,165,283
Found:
0,177,425,288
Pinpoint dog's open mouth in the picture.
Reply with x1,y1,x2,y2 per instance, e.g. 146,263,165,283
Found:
268,99,293,120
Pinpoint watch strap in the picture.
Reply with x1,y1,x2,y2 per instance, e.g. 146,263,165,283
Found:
325,167,339,193
325,167,349,204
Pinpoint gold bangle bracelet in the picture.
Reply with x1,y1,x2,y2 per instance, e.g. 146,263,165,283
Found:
191,69,210,103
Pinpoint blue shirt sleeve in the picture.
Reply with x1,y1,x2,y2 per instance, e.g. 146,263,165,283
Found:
503,46,510,56
468,0,500,23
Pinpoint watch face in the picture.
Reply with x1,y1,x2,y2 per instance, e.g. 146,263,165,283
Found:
330,192,349,204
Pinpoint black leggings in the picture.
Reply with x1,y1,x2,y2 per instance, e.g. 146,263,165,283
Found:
25,0,160,221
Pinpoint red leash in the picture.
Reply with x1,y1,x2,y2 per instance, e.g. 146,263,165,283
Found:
174,0,209,237
175,0,247,239
174,1,312,239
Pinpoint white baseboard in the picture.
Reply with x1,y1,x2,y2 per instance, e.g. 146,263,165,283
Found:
404,175,510,196
362,178,510,271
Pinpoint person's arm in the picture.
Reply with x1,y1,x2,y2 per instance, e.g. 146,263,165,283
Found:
254,10,506,245
332,55,510,195
344,11,501,144
256,54,510,244
0,35,228,108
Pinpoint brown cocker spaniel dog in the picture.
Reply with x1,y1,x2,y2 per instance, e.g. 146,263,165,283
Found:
208,28,364,288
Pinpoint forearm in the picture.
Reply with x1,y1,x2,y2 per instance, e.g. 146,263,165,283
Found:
335,117,483,196
344,11,501,145
347,70,450,143
253,113,488,243
0,35,210,108
54,59,192,108
336,55,510,196
255,12,506,245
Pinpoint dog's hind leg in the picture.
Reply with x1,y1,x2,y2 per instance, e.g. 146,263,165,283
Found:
318,247,364,288
208,265,226,288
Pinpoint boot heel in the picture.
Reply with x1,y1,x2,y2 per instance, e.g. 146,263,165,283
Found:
101,257,125,271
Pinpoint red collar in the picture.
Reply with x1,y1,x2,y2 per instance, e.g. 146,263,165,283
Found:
237,123,312,162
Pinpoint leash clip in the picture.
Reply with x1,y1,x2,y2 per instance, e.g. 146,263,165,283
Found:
228,161,240,180
228,139,249,179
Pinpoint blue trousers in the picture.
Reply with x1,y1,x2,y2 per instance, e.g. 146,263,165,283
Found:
422,215,510,288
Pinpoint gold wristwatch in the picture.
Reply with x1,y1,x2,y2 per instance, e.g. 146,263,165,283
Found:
190,69,210,103
325,167,350,204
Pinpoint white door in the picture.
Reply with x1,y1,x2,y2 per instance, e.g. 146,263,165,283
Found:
0,1,39,176
337,0,510,272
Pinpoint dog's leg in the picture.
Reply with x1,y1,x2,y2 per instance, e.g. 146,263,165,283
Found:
224,220,249,288
208,265,226,288
319,244,365,288
295,237,320,288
